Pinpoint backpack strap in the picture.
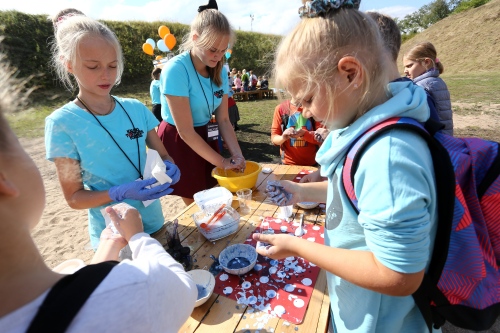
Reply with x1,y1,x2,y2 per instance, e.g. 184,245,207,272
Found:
26,261,119,333
341,117,456,332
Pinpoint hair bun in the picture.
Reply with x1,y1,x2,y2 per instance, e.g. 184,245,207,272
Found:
198,0,218,12
299,0,361,18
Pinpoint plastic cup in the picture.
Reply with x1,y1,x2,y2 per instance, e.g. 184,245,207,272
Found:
280,205,293,220
236,188,252,214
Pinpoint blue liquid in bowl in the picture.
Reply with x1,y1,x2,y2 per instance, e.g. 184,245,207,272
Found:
227,257,251,269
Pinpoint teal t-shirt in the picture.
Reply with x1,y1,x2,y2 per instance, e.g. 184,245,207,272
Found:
45,97,163,249
150,79,161,105
159,51,228,126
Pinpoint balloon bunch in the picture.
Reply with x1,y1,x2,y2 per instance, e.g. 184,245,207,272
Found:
142,25,177,57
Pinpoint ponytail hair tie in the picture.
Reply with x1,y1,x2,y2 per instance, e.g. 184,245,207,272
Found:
435,58,440,64
299,0,361,18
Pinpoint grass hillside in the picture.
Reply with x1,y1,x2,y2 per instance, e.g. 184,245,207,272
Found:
399,0,500,74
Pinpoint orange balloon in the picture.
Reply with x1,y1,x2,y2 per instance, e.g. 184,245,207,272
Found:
164,34,177,51
228,49,232,54
142,43,154,56
158,26,170,39
155,55,163,60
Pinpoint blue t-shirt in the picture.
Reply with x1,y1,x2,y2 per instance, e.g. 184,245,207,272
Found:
159,51,228,126
45,97,163,249
150,79,161,105
316,81,440,332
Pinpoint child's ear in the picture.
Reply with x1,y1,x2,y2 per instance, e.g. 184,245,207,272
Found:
0,172,20,198
337,56,362,88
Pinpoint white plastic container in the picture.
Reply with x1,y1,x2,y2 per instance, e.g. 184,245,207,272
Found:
193,206,240,241
52,259,86,274
194,187,233,215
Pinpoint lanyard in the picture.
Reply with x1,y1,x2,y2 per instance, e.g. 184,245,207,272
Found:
190,52,214,119
76,96,144,179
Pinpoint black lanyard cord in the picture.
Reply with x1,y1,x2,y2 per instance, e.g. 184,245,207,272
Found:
189,52,214,119
76,96,143,179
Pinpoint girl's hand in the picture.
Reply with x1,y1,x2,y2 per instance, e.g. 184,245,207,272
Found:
292,128,306,138
253,233,299,259
99,225,128,248
222,156,246,173
300,169,323,183
266,180,303,205
105,204,144,242
282,127,296,139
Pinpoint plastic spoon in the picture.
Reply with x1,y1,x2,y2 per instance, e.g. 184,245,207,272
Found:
295,214,305,237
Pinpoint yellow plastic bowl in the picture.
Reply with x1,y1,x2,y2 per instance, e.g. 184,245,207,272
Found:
211,161,262,192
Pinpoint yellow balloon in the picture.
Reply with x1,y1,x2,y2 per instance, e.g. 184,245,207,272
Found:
142,43,154,56
158,26,170,39
155,55,163,60
164,34,177,51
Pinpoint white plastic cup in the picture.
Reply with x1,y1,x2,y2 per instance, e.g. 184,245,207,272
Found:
236,188,252,214
280,205,293,219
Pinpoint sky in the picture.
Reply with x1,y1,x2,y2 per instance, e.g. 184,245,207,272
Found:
0,0,434,36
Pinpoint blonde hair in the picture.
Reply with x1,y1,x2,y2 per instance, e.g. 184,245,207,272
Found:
274,8,390,128
50,15,124,92
404,41,444,74
180,9,235,87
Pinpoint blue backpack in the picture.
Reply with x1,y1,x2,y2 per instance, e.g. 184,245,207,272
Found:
342,117,500,331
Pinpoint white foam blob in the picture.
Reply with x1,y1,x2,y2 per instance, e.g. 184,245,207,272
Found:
242,281,252,289
284,284,295,292
302,278,312,286
254,264,263,271
219,273,229,281
269,266,278,274
248,295,258,305
266,290,277,298
274,305,286,316
307,237,316,242
313,226,321,231
223,286,233,295
259,276,269,284
293,298,305,308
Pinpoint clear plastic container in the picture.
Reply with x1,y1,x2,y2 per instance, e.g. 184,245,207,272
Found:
194,187,233,215
193,206,240,241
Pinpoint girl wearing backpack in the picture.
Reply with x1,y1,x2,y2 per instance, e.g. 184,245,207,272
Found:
254,1,439,332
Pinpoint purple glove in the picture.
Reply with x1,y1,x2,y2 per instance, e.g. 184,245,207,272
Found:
164,160,181,185
266,180,293,206
109,178,173,202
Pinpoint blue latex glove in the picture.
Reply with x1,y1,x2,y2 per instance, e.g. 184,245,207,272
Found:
164,160,181,185
109,178,173,202
266,180,293,206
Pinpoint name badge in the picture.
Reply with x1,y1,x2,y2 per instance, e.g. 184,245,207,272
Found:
207,122,219,142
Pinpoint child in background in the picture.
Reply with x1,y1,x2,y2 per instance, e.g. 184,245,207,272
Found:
256,1,439,332
234,73,242,92
0,54,196,333
150,67,162,123
404,41,453,135
271,98,322,166
45,12,180,250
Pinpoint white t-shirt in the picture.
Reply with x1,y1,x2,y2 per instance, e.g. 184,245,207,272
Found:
1,234,197,333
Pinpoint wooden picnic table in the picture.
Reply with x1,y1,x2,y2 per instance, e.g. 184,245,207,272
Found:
232,89,274,101
172,163,329,333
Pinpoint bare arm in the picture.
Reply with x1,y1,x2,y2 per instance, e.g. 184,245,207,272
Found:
145,129,174,163
253,233,424,296
215,94,243,158
54,158,113,209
